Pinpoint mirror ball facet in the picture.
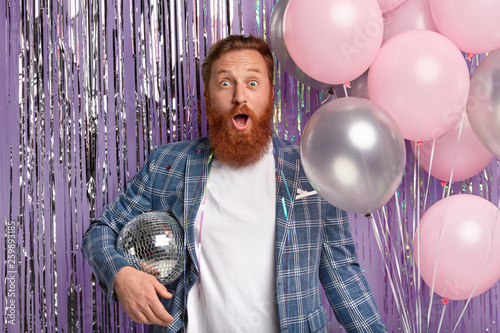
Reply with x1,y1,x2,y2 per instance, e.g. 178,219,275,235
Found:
116,211,185,285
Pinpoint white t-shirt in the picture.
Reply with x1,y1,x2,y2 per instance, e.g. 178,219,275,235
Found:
186,146,280,332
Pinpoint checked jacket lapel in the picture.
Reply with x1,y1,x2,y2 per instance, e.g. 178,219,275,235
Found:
272,136,301,274
183,138,213,275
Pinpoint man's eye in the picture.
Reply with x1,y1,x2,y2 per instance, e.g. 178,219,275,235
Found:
249,81,258,86
220,81,230,87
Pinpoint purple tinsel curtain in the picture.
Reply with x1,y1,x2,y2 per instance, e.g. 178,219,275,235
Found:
1,0,499,332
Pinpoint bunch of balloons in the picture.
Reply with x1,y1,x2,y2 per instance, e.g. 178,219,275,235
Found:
270,0,500,301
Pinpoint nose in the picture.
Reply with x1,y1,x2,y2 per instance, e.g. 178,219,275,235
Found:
232,83,247,105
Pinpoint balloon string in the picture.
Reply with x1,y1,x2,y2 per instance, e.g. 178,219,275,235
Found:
413,142,423,332
437,302,448,333
426,186,453,327
413,142,420,243
392,194,406,281
368,212,412,332
322,87,335,105
446,108,467,188
343,82,349,97
368,214,405,326
422,139,435,212
497,197,500,220
396,170,418,333
426,109,466,323
451,197,500,333
381,207,413,332
380,205,405,308
426,108,468,325
416,105,465,328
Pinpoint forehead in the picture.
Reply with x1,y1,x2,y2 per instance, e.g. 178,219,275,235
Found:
211,49,268,78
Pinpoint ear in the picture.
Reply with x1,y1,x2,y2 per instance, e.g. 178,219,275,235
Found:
203,88,210,105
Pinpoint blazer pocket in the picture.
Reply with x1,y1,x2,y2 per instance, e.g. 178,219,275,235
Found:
295,190,318,200
307,307,327,332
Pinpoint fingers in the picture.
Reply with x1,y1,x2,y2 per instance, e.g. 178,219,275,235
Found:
149,299,174,326
153,278,172,299
141,279,174,326
120,287,173,326
132,301,173,326
114,267,174,326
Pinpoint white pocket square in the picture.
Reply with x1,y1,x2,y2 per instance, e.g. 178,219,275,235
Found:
295,189,317,200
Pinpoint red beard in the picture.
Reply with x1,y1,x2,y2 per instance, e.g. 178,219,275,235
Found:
206,92,274,167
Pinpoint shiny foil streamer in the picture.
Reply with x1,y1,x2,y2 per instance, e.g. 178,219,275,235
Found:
0,1,499,332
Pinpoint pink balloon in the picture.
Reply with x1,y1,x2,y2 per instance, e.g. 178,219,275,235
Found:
382,0,439,43
414,194,500,300
283,0,383,85
269,0,332,89
367,30,470,141
377,0,406,13
430,0,500,54
411,113,494,182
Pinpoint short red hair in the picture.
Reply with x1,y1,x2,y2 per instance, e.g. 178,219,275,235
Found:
201,34,274,89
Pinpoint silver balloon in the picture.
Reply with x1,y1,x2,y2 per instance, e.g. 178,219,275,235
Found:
269,0,332,89
301,97,406,214
116,211,185,285
467,48,500,157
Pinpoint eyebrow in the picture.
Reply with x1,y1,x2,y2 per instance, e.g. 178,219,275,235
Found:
215,67,263,76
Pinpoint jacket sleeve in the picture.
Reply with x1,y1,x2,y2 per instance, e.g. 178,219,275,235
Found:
81,149,158,302
319,203,388,332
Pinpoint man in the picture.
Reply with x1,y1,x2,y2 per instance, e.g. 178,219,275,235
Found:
82,34,387,332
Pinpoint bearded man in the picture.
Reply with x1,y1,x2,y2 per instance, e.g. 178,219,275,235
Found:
82,34,387,333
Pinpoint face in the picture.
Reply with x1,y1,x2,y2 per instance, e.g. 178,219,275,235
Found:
207,49,273,128
206,49,274,167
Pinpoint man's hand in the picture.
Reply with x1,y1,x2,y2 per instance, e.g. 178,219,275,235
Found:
114,266,174,326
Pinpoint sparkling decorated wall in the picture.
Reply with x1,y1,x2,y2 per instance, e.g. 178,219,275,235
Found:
1,0,499,332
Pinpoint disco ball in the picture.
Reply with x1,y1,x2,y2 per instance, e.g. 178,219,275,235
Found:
116,211,185,285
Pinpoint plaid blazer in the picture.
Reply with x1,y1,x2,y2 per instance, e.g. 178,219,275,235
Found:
81,135,387,333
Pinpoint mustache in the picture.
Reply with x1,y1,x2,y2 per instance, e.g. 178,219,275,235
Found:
227,104,257,119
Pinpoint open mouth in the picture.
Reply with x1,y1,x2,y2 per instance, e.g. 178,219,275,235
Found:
232,113,250,131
